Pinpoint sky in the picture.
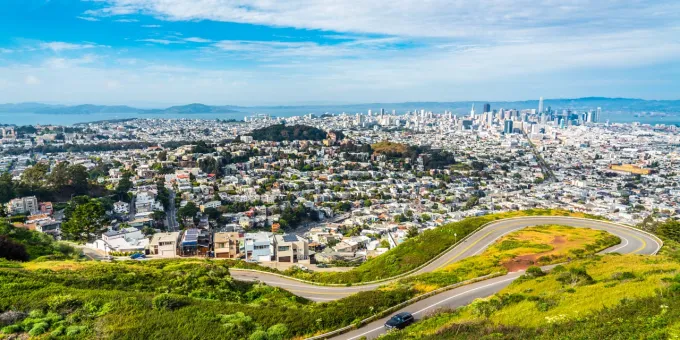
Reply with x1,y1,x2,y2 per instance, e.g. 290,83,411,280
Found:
0,0,679,106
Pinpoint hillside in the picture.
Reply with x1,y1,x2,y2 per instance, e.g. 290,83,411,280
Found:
0,218,619,340
0,223,77,261
379,254,680,339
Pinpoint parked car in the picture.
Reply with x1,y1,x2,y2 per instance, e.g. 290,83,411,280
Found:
316,263,328,268
130,253,146,260
384,312,414,330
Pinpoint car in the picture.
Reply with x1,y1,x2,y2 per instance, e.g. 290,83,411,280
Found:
316,263,328,268
130,253,146,260
384,312,414,330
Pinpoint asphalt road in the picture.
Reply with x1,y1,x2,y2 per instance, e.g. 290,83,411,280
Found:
230,217,661,339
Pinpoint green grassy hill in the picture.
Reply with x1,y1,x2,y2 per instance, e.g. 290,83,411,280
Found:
379,254,680,339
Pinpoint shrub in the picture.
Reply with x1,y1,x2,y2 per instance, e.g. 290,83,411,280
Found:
1,324,22,334
28,321,49,336
0,235,29,262
66,325,87,336
267,324,289,340
48,295,82,312
526,266,546,278
152,293,189,311
249,330,268,340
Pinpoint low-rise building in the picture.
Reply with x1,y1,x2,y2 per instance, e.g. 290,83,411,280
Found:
273,234,309,263
214,232,243,259
149,232,180,258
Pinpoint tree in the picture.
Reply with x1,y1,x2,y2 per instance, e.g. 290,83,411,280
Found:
158,150,168,161
406,226,419,238
21,163,49,189
203,207,221,220
0,172,15,203
0,235,29,261
61,200,107,243
48,161,71,190
68,164,89,194
116,172,133,201
178,202,198,223
657,219,680,243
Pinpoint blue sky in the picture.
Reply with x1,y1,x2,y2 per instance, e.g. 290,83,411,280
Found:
0,0,679,106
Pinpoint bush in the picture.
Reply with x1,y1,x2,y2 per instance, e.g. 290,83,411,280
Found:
249,330,268,340
1,324,22,334
28,321,48,336
152,293,189,311
525,266,546,278
66,325,87,336
0,235,29,261
267,324,289,340
48,294,82,312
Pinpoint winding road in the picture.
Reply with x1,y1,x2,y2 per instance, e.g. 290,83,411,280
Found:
230,216,662,340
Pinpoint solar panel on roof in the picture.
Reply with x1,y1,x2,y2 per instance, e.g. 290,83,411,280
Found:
282,234,298,242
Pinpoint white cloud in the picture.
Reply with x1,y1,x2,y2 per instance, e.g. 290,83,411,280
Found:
0,48,13,54
138,38,182,45
89,0,680,39
141,24,162,28
24,75,41,85
184,37,212,43
3,25,679,105
40,41,99,52
77,16,100,22
114,18,139,23
43,54,99,69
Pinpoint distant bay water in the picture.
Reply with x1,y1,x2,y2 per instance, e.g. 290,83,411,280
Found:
0,109,679,126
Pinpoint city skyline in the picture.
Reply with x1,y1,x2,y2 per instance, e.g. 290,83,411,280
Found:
1,1,680,105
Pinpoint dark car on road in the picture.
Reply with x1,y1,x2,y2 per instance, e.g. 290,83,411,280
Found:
384,312,414,330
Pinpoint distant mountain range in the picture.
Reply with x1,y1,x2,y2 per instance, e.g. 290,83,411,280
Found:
1,97,679,116
0,103,240,115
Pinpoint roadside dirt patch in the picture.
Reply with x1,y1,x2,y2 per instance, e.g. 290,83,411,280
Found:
503,254,539,272
552,235,566,244
502,236,567,272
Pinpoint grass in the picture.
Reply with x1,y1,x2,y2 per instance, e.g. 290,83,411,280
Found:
0,259,417,339
379,254,680,339
0,221,618,340
396,224,619,293
272,209,606,284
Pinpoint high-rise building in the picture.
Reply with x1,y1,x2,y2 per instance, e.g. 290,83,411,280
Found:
538,97,544,113
504,120,514,134
595,107,601,123
483,103,491,113
470,104,475,118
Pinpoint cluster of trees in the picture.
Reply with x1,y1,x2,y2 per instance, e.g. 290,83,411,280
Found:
370,141,457,170
0,161,96,204
278,204,316,229
61,196,108,243
250,124,328,142
0,222,77,261
638,216,680,243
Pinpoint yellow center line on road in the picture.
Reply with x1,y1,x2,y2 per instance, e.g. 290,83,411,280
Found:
612,229,648,254
437,223,522,269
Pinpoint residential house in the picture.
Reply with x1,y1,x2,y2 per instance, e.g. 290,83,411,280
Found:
213,232,243,259
273,234,309,263
149,232,180,258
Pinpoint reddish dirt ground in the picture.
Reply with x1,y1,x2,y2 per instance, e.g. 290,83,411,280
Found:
502,236,567,272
